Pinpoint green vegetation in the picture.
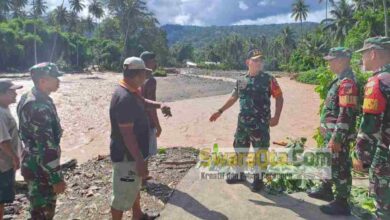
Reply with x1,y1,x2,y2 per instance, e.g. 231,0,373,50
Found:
350,187,376,219
162,23,317,48
0,0,169,72
153,68,168,77
157,148,167,155
264,137,315,194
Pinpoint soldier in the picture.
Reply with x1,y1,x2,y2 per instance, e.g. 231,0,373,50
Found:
209,49,284,192
0,80,22,220
17,62,66,220
353,36,390,219
307,48,358,216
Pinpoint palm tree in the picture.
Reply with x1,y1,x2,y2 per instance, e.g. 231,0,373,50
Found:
50,2,68,61
291,0,309,36
31,0,47,64
351,0,370,11
108,0,157,58
88,0,104,26
318,0,334,20
85,16,95,33
384,0,388,37
10,0,27,18
0,0,12,20
302,30,329,58
322,0,355,45
70,0,85,13
280,26,296,61
69,0,85,66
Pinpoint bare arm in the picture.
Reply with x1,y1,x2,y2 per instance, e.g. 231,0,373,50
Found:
220,95,239,112
270,77,284,126
273,96,284,120
209,95,238,122
143,98,162,109
0,140,19,170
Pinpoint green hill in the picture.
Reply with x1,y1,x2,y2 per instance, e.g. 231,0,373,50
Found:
162,23,319,48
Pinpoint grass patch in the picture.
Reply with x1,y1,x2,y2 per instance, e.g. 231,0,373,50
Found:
154,68,168,77
296,69,320,85
157,148,167,154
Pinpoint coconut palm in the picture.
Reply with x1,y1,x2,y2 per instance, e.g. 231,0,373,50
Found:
108,0,157,58
70,0,85,13
322,0,355,45
88,0,104,26
50,1,68,61
318,0,334,20
384,0,388,37
69,0,85,66
351,0,371,11
10,0,28,18
31,0,47,64
291,0,309,35
0,0,12,20
280,26,296,61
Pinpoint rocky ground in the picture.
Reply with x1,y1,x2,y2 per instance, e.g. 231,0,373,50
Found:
4,71,234,164
4,147,198,220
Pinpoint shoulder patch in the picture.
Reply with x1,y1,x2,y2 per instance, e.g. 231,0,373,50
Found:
338,79,358,107
270,77,282,98
363,76,387,114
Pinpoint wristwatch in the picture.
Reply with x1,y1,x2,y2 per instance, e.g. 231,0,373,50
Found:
218,109,223,114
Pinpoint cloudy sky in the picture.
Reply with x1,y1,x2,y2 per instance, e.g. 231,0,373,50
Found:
146,0,329,26
47,0,331,26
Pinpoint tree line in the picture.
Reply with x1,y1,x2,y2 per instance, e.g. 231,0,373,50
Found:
0,0,170,72
173,0,389,71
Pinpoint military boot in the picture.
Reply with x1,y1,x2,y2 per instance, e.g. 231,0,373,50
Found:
226,172,245,184
307,183,334,202
320,198,351,216
251,174,264,192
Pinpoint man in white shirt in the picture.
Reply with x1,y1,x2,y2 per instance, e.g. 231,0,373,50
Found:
0,80,23,219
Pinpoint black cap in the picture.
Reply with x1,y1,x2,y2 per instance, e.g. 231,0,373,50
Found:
140,51,156,62
0,80,23,93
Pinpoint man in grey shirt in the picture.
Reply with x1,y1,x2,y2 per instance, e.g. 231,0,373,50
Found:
0,80,23,219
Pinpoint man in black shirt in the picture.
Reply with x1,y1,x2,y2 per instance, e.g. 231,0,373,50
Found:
110,57,170,220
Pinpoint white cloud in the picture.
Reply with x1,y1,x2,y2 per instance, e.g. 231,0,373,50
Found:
173,14,191,25
233,8,326,25
41,0,330,26
257,0,275,6
239,1,249,10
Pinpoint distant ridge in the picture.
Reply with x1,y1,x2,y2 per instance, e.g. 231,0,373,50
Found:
162,22,319,48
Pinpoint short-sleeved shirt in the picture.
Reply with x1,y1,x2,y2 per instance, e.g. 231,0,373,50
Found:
0,107,21,172
231,72,282,129
141,75,157,128
109,85,149,162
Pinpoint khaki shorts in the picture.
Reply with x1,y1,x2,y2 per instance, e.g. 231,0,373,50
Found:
111,160,141,211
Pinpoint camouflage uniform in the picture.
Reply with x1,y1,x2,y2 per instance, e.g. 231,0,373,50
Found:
232,71,282,149
17,63,63,220
355,37,390,219
319,60,358,200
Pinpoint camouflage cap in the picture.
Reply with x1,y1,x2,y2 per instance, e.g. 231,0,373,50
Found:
247,49,263,60
324,47,352,60
355,36,390,53
29,62,63,78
